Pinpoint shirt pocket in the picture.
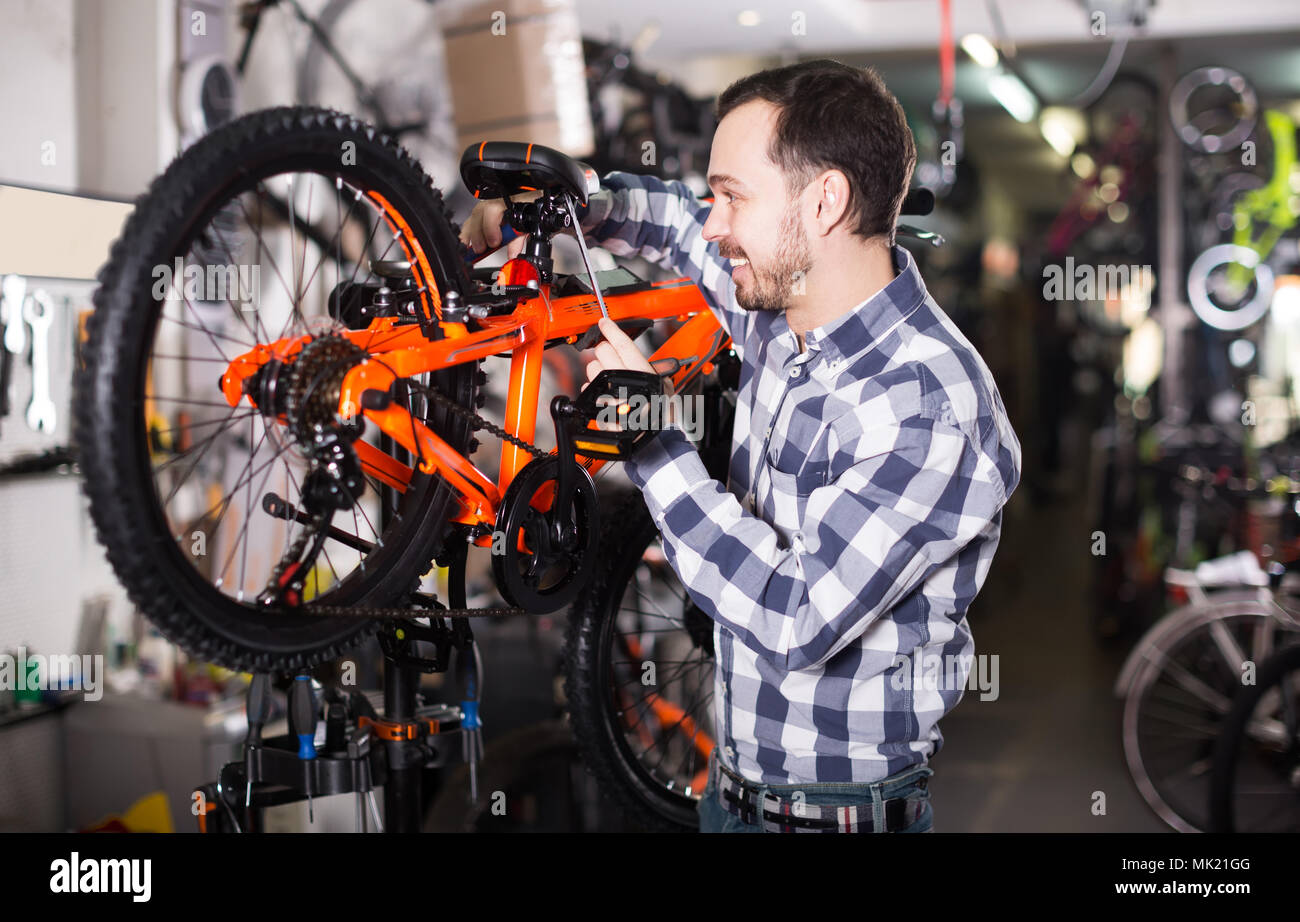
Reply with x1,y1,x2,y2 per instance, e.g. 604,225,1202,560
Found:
765,460,827,496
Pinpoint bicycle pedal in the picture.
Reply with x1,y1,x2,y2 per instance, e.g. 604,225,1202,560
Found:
555,369,666,461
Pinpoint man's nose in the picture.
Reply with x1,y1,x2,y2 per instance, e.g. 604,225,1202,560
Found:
701,203,728,242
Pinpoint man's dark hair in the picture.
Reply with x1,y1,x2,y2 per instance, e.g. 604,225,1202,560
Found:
715,59,916,243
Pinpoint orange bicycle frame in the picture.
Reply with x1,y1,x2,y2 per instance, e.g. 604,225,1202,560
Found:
219,261,732,549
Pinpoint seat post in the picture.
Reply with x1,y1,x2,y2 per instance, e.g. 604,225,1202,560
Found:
505,190,575,284
520,232,554,283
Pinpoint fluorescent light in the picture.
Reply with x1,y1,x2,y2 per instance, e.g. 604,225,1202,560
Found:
960,33,999,69
988,72,1038,123
737,10,761,26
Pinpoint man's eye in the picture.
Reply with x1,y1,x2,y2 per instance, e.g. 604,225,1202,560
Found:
726,193,737,204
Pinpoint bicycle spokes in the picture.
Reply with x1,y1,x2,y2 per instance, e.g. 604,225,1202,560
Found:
145,169,445,607
608,549,716,798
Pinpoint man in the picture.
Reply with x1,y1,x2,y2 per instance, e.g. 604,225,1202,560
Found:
461,59,1022,833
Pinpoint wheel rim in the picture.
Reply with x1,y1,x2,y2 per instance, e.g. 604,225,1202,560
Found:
1123,605,1290,831
138,161,460,628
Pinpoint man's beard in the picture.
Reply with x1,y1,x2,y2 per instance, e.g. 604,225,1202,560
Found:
726,199,811,313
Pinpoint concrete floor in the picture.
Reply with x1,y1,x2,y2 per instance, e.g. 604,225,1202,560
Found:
929,488,1172,833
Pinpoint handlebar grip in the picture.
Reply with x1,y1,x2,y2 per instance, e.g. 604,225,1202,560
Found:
461,221,521,264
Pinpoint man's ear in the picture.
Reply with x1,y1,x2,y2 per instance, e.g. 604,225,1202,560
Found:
815,171,850,234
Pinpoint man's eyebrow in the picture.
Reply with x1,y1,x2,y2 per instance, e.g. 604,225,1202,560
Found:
707,173,747,193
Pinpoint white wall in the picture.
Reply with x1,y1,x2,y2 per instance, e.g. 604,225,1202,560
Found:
0,0,178,198
0,0,79,190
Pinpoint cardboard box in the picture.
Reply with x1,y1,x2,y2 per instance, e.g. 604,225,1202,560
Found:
442,0,594,159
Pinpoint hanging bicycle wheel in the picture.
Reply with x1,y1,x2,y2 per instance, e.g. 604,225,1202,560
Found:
564,489,717,832
296,0,465,209
1121,593,1294,831
1208,641,1300,833
75,106,481,672
1169,66,1258,155
1187,243,1274,331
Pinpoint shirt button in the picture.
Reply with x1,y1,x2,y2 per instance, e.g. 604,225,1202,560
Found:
789,366,801,378
765,425,773,437
725,746,736,760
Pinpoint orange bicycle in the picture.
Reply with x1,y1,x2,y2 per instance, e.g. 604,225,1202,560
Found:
74,106,739,828
74,106,932,830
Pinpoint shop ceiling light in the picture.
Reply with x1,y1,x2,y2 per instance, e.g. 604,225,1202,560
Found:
960,33,999,69
1039,106,1086,159
737,10,761,26
988,71,1038,124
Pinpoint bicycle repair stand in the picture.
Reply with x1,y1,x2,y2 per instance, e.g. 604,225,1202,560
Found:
194,540,483,834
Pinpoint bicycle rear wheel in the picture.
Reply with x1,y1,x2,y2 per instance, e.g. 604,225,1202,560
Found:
74,106,480,672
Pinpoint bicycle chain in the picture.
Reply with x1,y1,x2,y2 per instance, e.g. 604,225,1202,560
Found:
405,378,550,461
260,376,538,619
289,604,528,619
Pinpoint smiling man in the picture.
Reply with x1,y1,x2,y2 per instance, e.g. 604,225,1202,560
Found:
462,59,1022,834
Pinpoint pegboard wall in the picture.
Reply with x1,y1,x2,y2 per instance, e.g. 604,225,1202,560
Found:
0,274,128,659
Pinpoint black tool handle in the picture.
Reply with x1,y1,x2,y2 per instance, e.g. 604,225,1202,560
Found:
245,672,272,744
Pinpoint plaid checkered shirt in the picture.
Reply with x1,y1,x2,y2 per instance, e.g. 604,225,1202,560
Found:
578,171,1022,785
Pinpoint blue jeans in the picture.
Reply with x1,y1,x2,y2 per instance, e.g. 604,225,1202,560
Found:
697,749,935,834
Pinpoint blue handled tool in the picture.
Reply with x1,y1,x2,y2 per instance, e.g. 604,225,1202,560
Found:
460,222,521,264
289,675,317,821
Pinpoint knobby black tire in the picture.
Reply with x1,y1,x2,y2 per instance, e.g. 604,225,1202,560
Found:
564,489,701,833
74,106,480,673
1208,642,1300,833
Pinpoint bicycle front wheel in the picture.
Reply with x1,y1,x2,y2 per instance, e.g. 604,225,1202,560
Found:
564,489,717,832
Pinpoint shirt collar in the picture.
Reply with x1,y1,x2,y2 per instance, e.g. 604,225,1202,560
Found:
790,244,927,364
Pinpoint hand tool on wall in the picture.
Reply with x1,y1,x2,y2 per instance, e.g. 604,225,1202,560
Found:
24,290,57,434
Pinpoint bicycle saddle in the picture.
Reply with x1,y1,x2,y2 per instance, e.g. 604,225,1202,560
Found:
460,141,600,206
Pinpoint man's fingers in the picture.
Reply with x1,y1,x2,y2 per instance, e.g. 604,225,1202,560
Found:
596,317,652,371
593,341,621,371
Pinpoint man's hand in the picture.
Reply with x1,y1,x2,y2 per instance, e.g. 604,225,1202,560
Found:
584,317,658,383
457,190,542,260
584,317,678,431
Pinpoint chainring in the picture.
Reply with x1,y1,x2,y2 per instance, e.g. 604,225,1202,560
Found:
491,455,599,613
